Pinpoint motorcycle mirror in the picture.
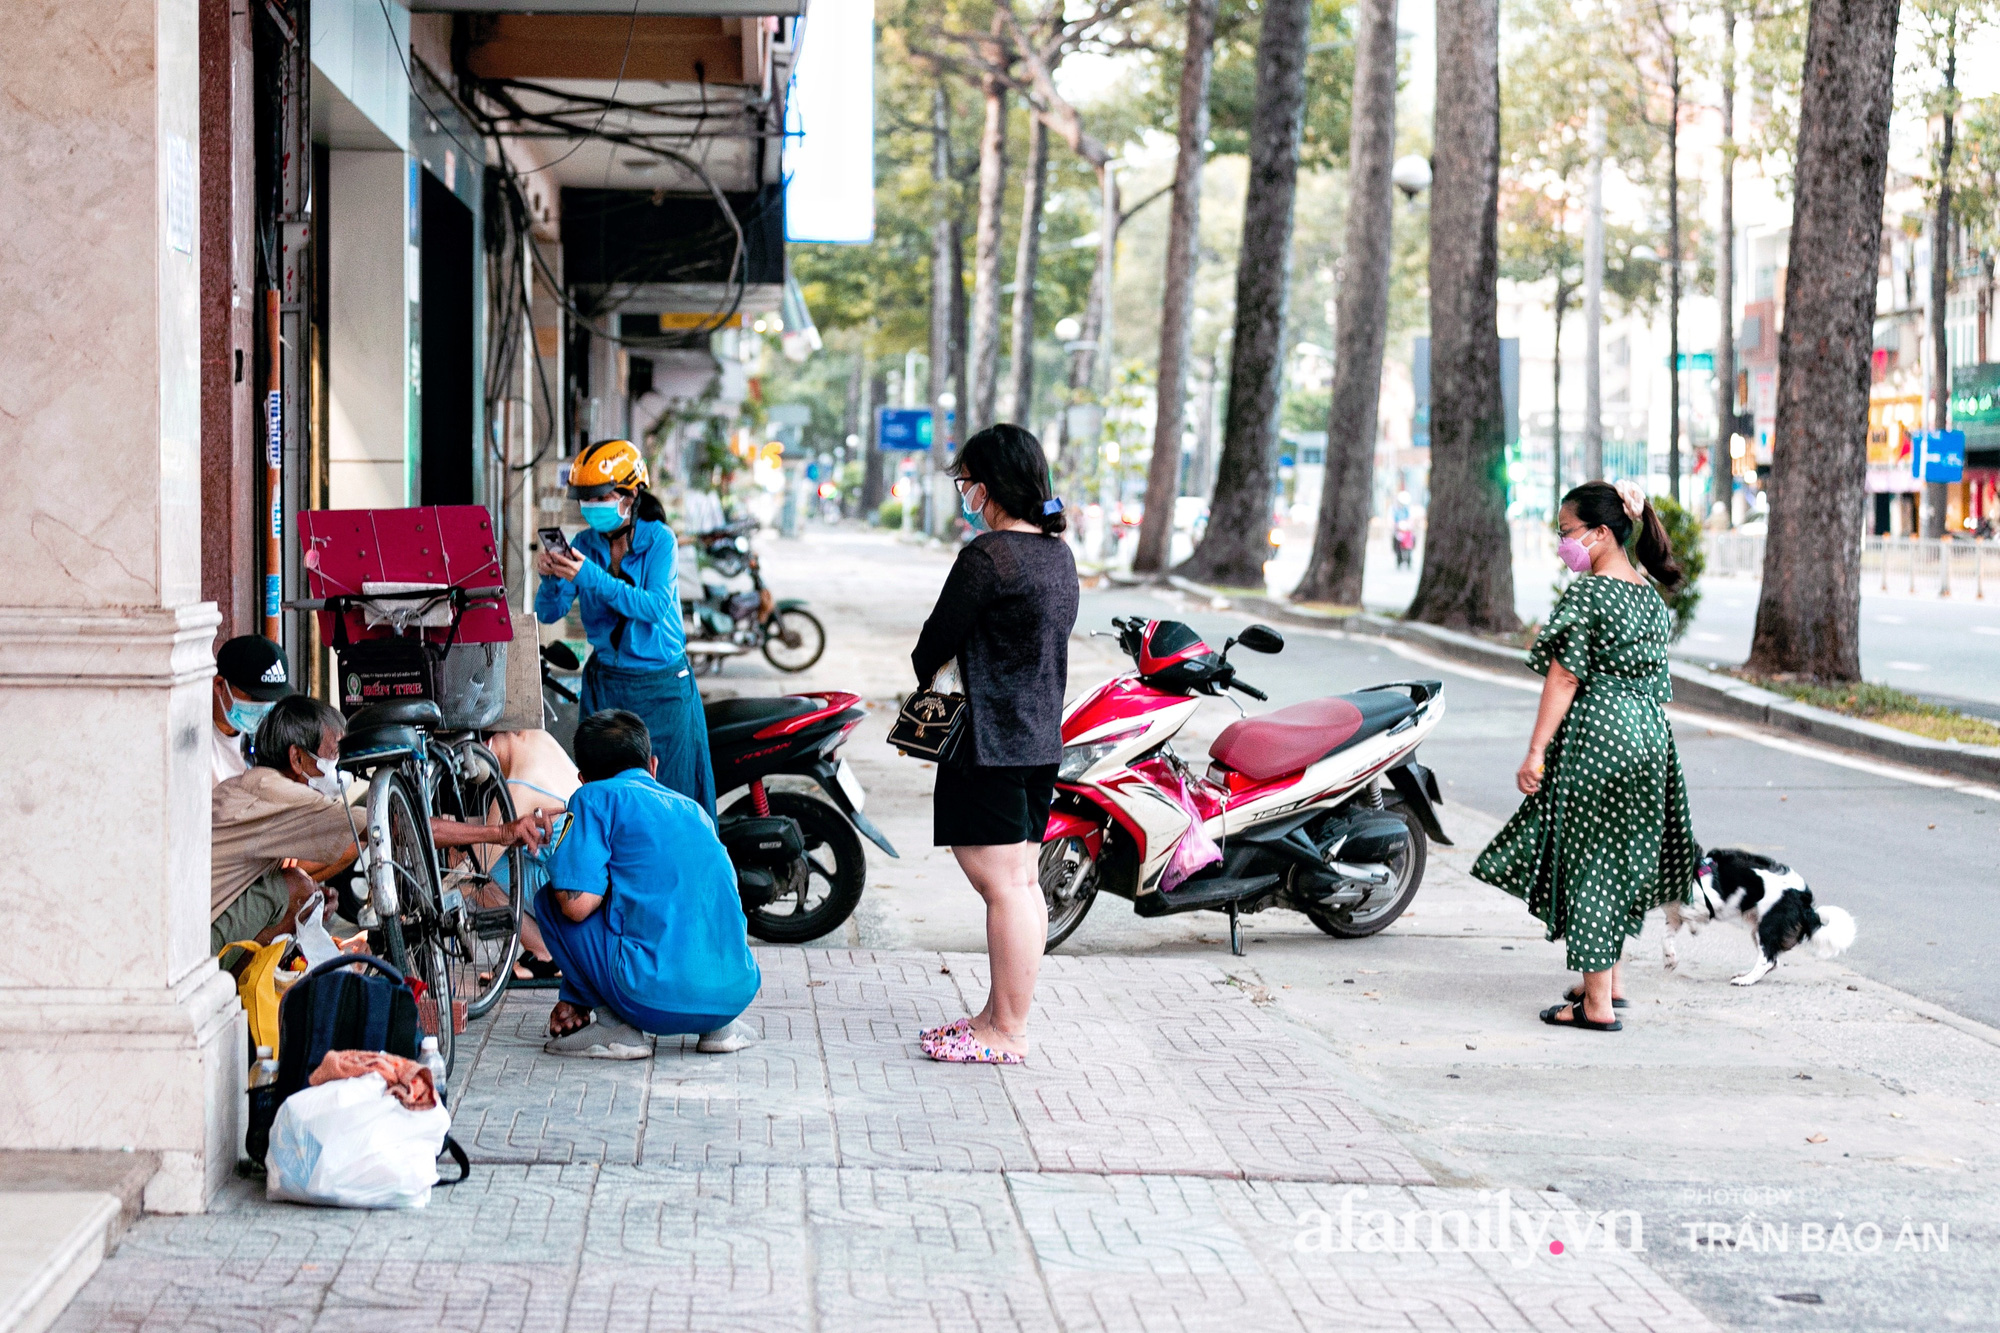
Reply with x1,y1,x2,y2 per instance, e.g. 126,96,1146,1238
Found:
542,640,581,671
1235,624,1285,655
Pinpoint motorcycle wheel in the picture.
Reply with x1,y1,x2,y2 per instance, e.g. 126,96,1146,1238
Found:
728,790,865,943
1039,836,1098,951
1304,803,1426,939
761,608,827,672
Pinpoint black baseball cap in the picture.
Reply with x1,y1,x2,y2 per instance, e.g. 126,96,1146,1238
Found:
215,636,294,701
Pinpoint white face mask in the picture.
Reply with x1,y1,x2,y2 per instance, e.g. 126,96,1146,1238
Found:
307,754,344,799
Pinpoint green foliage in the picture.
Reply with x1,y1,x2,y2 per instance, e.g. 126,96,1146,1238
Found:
1650,495,1704,644
1127,0,1355,172
875,499,905,529
1281,388,1330,435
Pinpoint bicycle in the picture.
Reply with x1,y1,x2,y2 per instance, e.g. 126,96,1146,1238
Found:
301,586,527,1076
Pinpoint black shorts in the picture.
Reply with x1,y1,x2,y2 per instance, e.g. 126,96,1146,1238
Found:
933,761,1058,847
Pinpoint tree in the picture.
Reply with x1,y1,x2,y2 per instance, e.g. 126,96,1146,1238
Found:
1131,0,1222,573
1746,0,1900,682
1619,3,1693,501
1291,0,1398,605
1712,0,1739,527
1500,188,1583,519
1176,0,1315,587
1004,116,1049,421
1905,0,1997,537
1407,0,1517,632
968,17,1010,432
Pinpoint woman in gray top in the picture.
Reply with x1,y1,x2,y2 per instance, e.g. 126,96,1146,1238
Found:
911,424,1078,1064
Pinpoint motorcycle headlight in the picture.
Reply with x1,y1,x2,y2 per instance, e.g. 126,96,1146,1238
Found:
1057,738,1129,781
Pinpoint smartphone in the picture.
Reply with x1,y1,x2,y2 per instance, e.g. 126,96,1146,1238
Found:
538,527,575,559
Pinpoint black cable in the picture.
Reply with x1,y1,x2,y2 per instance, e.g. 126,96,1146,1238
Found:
521,0,643,174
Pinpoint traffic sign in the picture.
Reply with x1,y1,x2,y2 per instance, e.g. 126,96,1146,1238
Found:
1914,430,1965,484
876,406,934,451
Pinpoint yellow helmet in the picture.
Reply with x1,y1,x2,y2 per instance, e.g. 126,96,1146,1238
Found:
567,439,649,499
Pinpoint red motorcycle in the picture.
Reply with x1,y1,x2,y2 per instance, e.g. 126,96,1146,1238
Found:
1042,617,1451,954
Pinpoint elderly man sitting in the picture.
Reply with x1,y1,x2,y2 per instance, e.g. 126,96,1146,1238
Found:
210,695,550,955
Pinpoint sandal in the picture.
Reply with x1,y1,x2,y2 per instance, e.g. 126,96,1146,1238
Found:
1540,1003,1621,1032
481,953,563,989
920,1018,973,1053
1561,987,1628,1010
924,1028,1024,1065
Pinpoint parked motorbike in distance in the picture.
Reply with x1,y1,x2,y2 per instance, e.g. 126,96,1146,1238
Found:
1042,616,1450,955
538,642,893,943
686,525,828,675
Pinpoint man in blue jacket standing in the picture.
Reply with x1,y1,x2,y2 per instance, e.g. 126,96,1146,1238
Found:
539,710,760,1059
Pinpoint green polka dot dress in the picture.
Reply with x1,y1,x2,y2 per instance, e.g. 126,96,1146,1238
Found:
1472,574,1699,973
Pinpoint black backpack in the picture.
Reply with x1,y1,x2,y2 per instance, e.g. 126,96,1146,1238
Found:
247,953,468,1184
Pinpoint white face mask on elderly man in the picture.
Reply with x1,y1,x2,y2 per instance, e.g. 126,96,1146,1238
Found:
307,754,344,800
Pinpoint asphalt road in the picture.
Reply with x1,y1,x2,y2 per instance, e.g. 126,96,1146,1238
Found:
1076,583,2000,1028
1257,539,2000,714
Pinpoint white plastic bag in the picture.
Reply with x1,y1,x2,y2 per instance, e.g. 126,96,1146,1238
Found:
266,1073,450,1209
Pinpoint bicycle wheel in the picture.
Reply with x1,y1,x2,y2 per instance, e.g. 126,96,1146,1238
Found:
433,741,523,1020
373,769,457,1072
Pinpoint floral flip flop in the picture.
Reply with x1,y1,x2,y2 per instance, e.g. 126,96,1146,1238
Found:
920,1018,973,1053
924,1028,1024,1065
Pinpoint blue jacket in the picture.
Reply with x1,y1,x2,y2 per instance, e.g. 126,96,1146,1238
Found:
535,519,688,671
544,768,760,1020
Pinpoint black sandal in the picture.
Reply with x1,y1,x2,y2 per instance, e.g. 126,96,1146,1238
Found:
1562,987,1628,1010
1541,1003,1622,1032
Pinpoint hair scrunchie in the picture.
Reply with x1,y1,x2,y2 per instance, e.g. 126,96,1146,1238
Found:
1612,479,1646,522
1042,497,1065,516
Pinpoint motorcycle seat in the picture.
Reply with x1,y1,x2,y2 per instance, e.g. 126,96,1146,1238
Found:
1208,691,1417,781
705,695,818,747
346,699,445,731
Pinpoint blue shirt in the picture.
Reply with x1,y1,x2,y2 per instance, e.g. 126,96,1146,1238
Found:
535,519,688,671
544,768,760,1018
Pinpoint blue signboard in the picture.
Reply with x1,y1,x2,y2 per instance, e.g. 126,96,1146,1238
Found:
876,406,934,452
1914,430,1966,483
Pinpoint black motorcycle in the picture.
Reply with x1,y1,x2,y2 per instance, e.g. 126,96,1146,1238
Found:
539,644,891,943
686,526,827,675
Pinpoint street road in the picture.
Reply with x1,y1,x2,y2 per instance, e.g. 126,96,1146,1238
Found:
1261,538,2000,713
1075,583,2000,1027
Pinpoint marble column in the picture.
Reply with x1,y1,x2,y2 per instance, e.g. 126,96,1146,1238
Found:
0,0,242,1211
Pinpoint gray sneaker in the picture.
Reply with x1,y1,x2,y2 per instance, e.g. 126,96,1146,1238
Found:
696,1019,757,1054
543,1016,652,1060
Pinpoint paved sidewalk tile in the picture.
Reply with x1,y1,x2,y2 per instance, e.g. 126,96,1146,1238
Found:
59,949,1720,1331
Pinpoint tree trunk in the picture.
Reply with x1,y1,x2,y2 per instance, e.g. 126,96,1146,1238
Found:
861,366,887,513
1925,37,1957,539
1005,117,1050,425
1746,0,1899,682
1056,259,1104,487
1713,0,1736,527
1132,0,1222,574
1666,54,1683,500
1406,0,1517,632
843,352,864,516
1176,0,1313,587
1583,105,1605,480
1552,283,1568,518
952,216,969,443
1293,0,1399,604
931,83,959,465
968,64,1009,434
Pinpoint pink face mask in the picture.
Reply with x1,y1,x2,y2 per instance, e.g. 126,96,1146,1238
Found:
1557,535,1594,573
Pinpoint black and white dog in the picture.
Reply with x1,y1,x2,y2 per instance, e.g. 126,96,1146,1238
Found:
1662,850,1858,985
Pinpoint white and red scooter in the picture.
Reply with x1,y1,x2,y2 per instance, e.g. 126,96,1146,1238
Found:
1042,616,1451,954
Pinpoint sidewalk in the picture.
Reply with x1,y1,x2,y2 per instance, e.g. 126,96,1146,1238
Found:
51,528,2000,1331
58,945,1718,1332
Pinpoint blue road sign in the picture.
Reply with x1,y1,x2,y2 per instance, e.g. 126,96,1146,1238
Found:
1914,430,1965,484
876,407,934,451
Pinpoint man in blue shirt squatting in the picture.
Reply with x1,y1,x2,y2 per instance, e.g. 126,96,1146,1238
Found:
539,709,761,1059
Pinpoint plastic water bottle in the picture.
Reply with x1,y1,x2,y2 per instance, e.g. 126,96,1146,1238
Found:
248,1046,278,1090
419,1036,449,1107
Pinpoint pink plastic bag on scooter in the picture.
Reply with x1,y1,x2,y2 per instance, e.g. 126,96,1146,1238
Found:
1159,779,1222,892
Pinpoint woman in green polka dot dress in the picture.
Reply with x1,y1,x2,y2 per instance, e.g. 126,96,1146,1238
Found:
1473,479,1700,1032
